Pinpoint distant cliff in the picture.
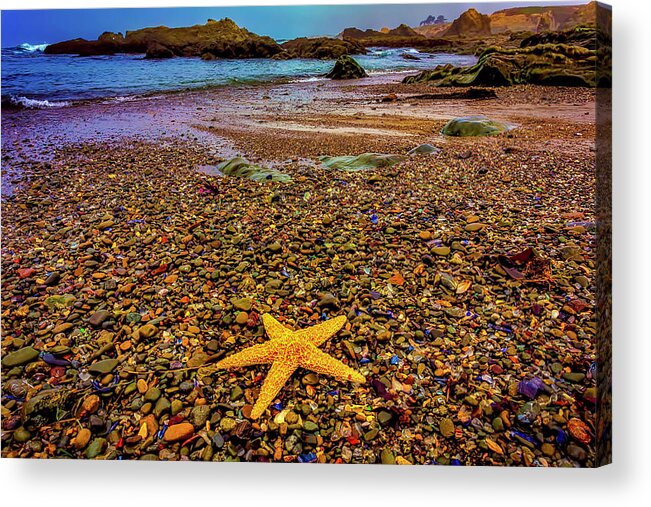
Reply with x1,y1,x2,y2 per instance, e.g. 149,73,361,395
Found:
443,8,492,37
489,2,597,34
340,24,454,50
413,4,598,38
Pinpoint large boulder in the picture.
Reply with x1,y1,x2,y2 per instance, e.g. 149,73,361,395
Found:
444,8,492,37
325,55,367,80
441,116,511,137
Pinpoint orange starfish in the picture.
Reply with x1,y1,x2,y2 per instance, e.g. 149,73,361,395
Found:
216,314,366,419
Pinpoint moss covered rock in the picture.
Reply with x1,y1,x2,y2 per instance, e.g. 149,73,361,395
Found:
216,158,291,182
403,38,599,87
319,153,405,171
325,55,368,80
441,116,511,137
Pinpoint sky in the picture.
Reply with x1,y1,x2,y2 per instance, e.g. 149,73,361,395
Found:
1,2,586,47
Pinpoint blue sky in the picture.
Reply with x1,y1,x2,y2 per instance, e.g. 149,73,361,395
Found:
1,2,585,47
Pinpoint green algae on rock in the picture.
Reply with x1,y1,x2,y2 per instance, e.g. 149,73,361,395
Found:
441,116,511,137
325,55,368,80
408,144,442,156
215,157,292,182
319,153,405,171
403,38,599,87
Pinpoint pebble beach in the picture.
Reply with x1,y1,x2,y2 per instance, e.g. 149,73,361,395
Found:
1,76,599,465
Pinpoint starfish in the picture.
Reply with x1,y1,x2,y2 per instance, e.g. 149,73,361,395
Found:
216,313,366,419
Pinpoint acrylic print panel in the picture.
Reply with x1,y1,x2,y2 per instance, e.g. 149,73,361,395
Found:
0,1,611,467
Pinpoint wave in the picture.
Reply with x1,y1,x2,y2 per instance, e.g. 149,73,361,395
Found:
288,76,327,83
2,95,71,110
16,42,49,52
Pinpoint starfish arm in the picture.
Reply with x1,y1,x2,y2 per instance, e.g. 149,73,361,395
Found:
261,313,292,341
216,342,275,369
251,359,298,419
294,315,347,346
300,344,366,384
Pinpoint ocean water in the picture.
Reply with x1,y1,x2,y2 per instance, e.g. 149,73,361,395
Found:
1,43,477,108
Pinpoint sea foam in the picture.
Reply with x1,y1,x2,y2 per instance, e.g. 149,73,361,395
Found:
3,95,71,109
16,43,49,52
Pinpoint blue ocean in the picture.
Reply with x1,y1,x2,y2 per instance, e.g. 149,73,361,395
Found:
1,42,476,108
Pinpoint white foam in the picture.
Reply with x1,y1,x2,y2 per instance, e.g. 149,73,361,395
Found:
17,43,49,52
6,95,71,109
288,76,327,83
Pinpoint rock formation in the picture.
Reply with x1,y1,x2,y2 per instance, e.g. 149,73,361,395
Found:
276,37,366,60
45,18,283,59
403,28,604,88
340,24,453,50
325,55,367,80
443,8,492,37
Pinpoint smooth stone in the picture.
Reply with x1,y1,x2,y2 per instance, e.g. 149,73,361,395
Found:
13,427,31,443
144,387,161,402
432,246,450,256
439,418,455,438
88,359,118,374
303,421,319,433
171,399,184,416
2,346,39,367
232,297,253,311
52,323,75,334
45,272,61,286
153,398,171,417
465,223,485,232
563,372,586,383
190,405,211,427
136,323,158,340
235,312,249,325
163,422,194,442
73,428,92,449
381,449,396,465
85,438,107,459
302,373,319,385
377,411,393,426
88,310,111,327
230,386,244,401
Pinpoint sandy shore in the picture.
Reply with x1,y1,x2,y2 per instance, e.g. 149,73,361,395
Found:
1,75,598,465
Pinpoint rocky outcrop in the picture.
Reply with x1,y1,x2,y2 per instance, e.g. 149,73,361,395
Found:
340,24,454,50
276,37,366,60
144,42,175,59
45,18,283,59
489,3,597,34
413,23,451,38
325,55,367,80
443,8,492,37
403,38,599,87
